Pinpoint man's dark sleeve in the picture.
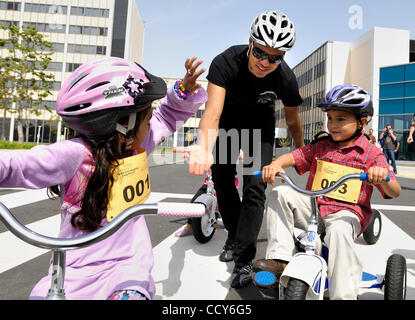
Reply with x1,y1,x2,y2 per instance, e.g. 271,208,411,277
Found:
206,54,230,89
279,75,303,107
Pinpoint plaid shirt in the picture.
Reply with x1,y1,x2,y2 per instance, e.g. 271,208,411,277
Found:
291,134,397,233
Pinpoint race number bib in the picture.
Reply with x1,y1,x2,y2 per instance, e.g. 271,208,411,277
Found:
311,160,363,204
106,149,151,222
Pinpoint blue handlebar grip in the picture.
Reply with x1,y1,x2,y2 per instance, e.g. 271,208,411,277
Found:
253,170,262,178
360,173,390,182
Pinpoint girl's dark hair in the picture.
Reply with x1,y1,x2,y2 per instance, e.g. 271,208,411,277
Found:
48,109,149,232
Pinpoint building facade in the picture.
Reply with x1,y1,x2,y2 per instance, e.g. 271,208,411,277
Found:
0,0,144,143
276,27,412,153
153,78,208,149
379,62,415,160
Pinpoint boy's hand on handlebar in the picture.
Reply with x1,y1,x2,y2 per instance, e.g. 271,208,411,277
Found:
262,163,285,186
366,166,389,185
173,145,213,176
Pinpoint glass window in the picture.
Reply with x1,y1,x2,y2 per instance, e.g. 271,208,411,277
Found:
65,63,81,72
7,1,20,11
379,99,404,115
404,98,415,114
96,46,106,55
42,43,64,52
379,83,404,99
378,115,405,132
69,25,82,34
404,82,415,97
85,8,98,17
24,3,67,14
0,19,19,27
68,44,106,55
380,65,405,83
70,6,83,15
405,63,415,81
23,21,65,33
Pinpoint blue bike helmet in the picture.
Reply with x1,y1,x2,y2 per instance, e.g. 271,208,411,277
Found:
317,85,373,118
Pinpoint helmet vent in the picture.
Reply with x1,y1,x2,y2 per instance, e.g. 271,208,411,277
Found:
113,61,130,67
64,103,92,113
346,99,363,105
68,74,88,92
86,81,110,92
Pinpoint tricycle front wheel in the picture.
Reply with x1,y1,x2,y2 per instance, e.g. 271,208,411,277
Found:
384,254,407,300
284,278,309,300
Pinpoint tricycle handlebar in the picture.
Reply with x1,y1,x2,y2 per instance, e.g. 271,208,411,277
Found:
0,201,205,251
253,171,389,197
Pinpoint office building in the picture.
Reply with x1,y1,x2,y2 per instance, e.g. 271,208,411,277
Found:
379,62,415,160
276,27,413,161
0,0,144,143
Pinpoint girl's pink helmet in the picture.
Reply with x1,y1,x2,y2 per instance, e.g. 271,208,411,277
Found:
56,57,167,137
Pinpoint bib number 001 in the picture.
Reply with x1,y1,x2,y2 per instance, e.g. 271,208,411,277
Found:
123,174,150,202
106,150,151,222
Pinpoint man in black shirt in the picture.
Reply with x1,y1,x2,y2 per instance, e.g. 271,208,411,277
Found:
176,11,304,288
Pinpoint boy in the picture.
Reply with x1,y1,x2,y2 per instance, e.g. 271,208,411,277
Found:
253,85,401,299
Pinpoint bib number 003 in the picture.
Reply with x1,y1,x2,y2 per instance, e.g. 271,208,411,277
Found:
320,178,348,194
311,160,363,204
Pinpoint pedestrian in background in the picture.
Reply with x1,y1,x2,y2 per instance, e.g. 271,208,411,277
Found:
379,124,398,174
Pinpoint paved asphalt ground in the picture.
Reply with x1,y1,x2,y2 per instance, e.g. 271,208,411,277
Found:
0,155,414,303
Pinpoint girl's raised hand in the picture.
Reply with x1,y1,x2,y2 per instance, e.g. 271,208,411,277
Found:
182,56,206,93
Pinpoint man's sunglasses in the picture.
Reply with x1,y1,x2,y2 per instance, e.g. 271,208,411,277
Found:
250,43,284,64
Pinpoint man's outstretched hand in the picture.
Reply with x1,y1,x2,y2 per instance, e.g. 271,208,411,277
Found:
173,145,214,176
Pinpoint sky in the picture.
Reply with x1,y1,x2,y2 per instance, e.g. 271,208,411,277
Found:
135,0,415,79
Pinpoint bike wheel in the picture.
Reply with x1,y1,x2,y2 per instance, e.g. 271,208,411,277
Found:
190,185,216,243
284,278,309,300
191,213,215,243
363,209,382,245
384,254,407,300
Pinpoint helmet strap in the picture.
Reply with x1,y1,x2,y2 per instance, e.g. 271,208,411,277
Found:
115,112,137,142
329,128,363,144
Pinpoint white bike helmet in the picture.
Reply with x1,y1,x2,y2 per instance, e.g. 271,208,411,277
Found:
250,11,296,51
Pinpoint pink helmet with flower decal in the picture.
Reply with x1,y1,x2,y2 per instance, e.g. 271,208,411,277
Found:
56,57,167,137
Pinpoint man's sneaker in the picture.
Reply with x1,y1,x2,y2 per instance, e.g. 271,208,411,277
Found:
231,263,253,288
219,243,235,262
252,259,288,274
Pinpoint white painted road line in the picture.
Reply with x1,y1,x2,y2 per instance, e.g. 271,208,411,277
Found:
0,214,60,273
0,192,194,275
357,212,415,299
0,188,50,209
0,188,414,300
372,204,415,211
153,227,233,300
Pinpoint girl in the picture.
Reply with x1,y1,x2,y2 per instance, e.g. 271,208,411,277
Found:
0,56,207,300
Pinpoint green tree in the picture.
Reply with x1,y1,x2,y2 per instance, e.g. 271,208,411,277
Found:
0,49,14,140
0,23,55,143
